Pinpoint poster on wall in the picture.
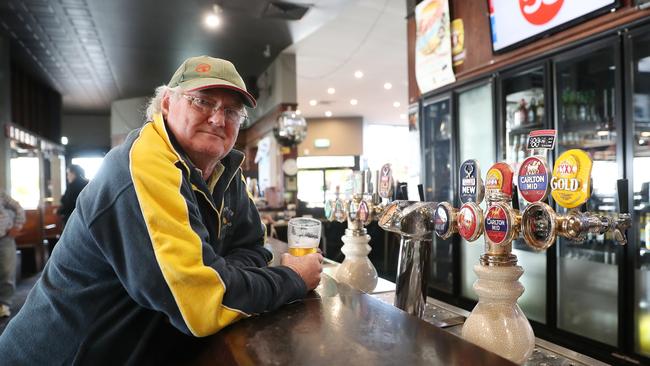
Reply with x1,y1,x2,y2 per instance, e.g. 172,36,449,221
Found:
414,0,455,94
489,0,619,53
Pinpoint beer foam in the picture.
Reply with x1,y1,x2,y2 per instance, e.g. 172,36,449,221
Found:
288,236,320,248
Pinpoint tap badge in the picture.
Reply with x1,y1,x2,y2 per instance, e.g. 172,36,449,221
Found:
518,156,550,203
324,200,333,220
379,164,393,198
357,200,369,223
460,160,484,204
458,202,482,241
551,149,592,209
485,204,509,245
433,204,450,237
485,162,513,197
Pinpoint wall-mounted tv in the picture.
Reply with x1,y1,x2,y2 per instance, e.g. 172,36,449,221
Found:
488,0,620,53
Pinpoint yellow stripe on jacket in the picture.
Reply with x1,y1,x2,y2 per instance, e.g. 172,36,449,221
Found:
128,114,245,336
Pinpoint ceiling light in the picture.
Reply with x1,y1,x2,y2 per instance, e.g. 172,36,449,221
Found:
327,87,335,95
325,111,332,117
350,99,358,105
400,114,406,119
61,136,68,145
309,99,317,106
295,109,302,115
393,101,401,108
384,82,392,90
354,70,364,79
204,13,221,28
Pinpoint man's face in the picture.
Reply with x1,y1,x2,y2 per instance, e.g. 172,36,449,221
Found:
162,88,244,162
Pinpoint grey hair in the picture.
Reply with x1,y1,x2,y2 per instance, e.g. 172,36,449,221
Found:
145,85,181,121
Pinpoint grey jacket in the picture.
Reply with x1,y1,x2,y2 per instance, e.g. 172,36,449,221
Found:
0,191,25,237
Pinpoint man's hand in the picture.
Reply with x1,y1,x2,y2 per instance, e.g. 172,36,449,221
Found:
281,252,323,291
8,225,23,238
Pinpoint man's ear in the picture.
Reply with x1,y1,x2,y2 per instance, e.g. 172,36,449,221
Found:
161,91,171,117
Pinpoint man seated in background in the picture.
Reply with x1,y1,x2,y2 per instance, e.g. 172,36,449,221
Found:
0,55,322,364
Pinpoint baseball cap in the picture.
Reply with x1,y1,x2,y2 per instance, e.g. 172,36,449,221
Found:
167,55,256,108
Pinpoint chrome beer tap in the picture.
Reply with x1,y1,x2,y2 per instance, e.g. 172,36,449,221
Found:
521,149,631,250
324,165,394,292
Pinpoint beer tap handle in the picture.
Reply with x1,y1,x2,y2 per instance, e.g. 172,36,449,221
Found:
612,179,631,245
363,169,372,195
617,179,629,214
512,184,520,211
418,184,425,202
371,170,382,205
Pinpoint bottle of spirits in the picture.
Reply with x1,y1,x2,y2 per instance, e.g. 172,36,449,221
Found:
536,95,545,124
528,98,537,125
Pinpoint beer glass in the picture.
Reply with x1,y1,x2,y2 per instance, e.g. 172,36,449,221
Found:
287,217,321,256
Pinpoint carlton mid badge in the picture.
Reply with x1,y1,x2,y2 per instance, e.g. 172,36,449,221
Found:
484,203,512,245
518,156,550,203
550,149,592,208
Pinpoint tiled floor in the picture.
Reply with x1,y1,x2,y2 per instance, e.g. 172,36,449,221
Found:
0,273,41,334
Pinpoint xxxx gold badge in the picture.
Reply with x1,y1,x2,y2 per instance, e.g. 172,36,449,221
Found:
550,149,592,209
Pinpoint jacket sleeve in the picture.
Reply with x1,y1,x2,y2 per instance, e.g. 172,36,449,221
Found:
4,192,25,227
222,172,274,268
88,171,307,338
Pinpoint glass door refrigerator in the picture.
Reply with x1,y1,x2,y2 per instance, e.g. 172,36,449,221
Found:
421,96,454,293
626,26,650,360
554,37,622,347
499,64,550,324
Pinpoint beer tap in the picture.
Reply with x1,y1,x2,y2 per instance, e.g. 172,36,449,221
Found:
521,149,631,250
324,164,394,293
433,159,486,243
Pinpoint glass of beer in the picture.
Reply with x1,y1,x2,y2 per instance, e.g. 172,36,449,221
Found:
287,217,321,256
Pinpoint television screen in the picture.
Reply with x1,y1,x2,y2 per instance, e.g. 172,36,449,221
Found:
488,0,618,53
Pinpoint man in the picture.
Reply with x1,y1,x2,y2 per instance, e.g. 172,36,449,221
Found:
0,56,322,364
0,191,25,318
58,164,89,226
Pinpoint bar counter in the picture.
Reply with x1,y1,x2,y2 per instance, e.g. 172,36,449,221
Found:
184,239,515,365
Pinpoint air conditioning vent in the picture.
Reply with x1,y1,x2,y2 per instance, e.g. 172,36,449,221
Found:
262,1,311,20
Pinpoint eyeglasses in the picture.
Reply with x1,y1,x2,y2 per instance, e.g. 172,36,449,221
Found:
181,94,249,126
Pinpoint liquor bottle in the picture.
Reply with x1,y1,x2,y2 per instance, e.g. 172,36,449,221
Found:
517,134,527,162
516,99,528,126
510,135,519,163
528,98,537,125
536,95,545,124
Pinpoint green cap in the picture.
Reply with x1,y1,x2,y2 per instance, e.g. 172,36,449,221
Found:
167,55,256,108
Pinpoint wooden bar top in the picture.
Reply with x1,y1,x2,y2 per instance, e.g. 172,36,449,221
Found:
187,272,515,365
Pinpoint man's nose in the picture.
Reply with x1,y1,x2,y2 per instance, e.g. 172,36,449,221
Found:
207,107,226,126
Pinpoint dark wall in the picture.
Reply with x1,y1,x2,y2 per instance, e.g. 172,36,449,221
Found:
10,62,62,142
61,114,111,158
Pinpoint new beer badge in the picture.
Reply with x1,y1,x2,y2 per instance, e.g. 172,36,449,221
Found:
460,160,485,203
551,149,592,208
518,156,550,203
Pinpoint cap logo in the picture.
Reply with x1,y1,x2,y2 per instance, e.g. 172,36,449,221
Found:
195,63,211,73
